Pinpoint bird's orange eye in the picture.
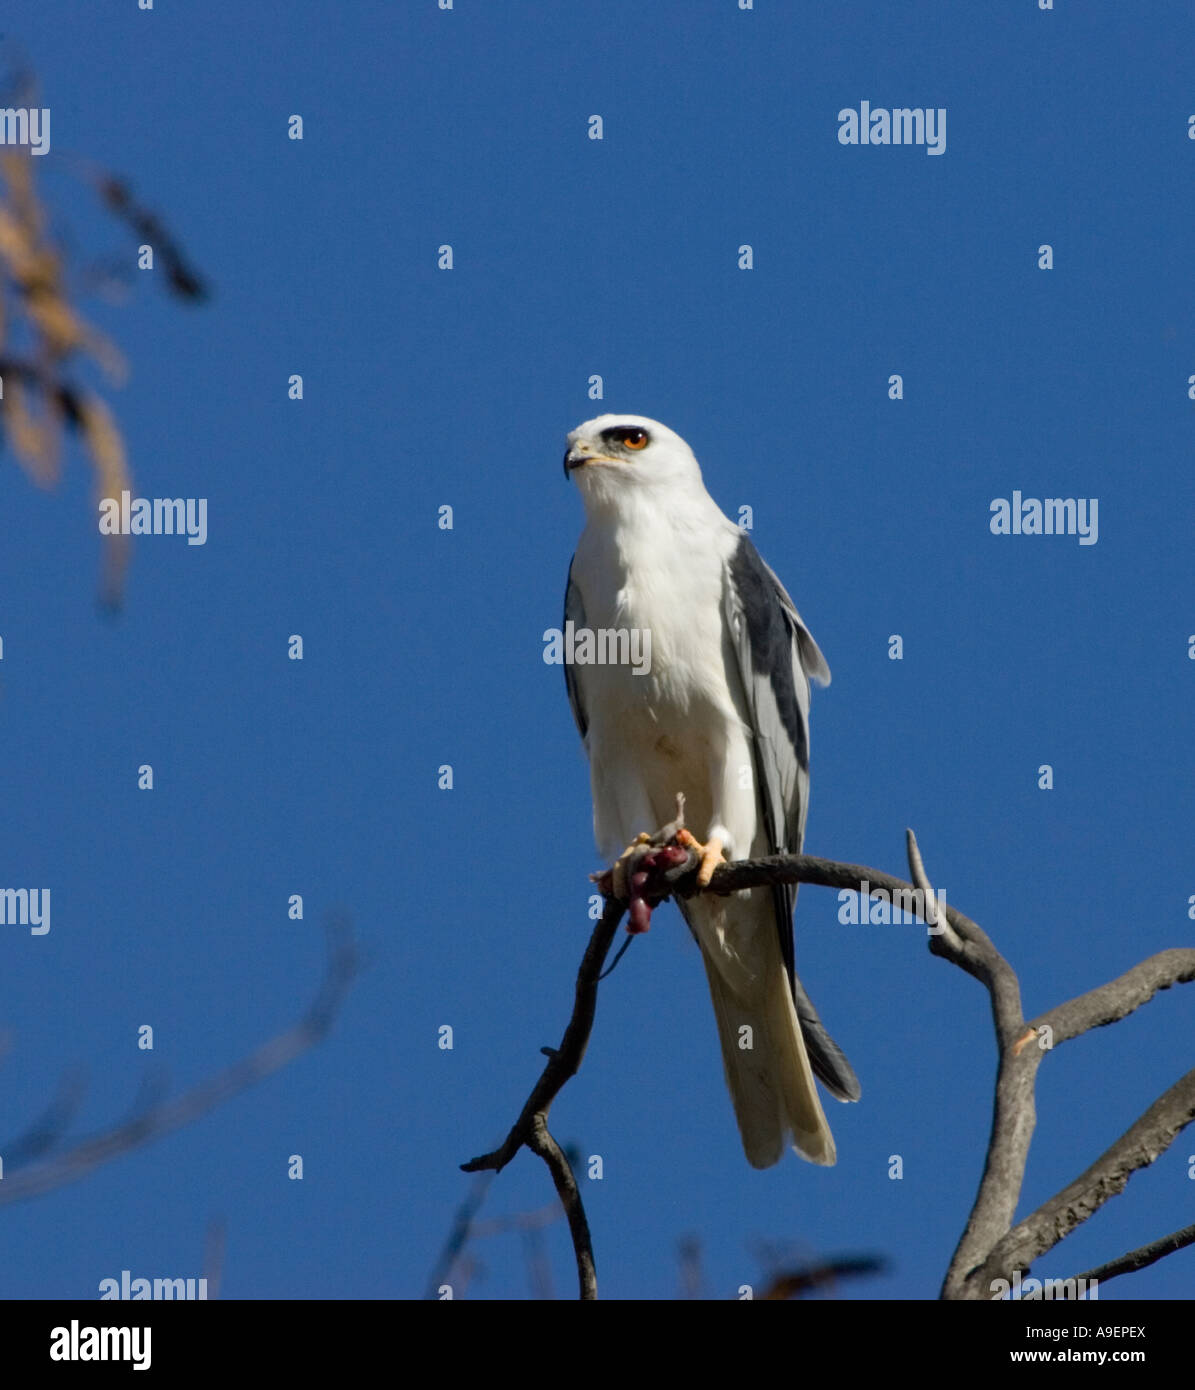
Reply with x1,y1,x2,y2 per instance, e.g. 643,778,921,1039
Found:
622,430,648,450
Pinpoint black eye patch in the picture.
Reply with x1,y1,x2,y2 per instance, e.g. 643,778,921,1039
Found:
600,426,649,449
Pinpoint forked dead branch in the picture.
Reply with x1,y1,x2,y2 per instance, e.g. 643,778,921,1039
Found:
462,829,1195,1300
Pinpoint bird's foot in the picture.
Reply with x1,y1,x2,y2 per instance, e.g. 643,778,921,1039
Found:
589,795,699,933
676,829,726,889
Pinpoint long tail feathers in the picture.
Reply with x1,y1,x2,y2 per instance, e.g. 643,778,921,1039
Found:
791,971,862,1103
700,933,837,1169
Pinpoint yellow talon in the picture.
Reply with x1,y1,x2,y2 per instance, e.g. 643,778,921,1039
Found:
678,830,726,889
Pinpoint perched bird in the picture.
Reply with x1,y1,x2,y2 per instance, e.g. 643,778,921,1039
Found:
562,414,859,1168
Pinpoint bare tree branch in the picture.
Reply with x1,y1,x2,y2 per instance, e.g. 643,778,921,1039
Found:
971,1067,1195,1293
1035,950,1195,1047
907,830,1025,1041
462,847,949,1298
461,893,624,1299
718,832,1045,1297
0,917,358,1206
462,894,625,1177
708,847,1011,1015
465,834,1193,1300
527,1113,596,1300
1072,1221,1195,1289
903,831,1195,1299
904,830,1043,1300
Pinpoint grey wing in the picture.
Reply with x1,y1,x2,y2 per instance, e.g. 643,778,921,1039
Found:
723,533,860,1102
563,558,588,742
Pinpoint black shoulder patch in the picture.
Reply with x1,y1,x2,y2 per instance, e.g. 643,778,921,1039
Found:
563,559,588,740
729,535,808,771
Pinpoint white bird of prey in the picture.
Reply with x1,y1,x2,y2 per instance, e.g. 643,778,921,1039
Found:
562,413,859,1168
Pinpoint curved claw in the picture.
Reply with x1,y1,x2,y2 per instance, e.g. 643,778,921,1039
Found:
677,830,726,889
590,796,712,935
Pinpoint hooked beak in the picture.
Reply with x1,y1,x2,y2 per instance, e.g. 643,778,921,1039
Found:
563,446,590,479
563,446,619,480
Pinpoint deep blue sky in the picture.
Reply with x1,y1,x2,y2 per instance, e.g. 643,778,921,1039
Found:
1,1,1192,1301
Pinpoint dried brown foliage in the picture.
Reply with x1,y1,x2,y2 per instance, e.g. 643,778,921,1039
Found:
0,88,207,606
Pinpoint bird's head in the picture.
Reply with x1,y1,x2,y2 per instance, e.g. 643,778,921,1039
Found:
563,415,704,508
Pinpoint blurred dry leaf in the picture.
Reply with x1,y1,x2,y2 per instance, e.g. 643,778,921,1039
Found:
0,118,206,607
77,394,130,605
758,1254,887,1300
4,374,59,484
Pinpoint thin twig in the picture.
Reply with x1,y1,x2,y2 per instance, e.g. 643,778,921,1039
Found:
528,1114,595,1300
424,1170,494,1300
1035,950,1195,1047
1072,1221,1195,1289
463,894,625,1175
462,894,624,1298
